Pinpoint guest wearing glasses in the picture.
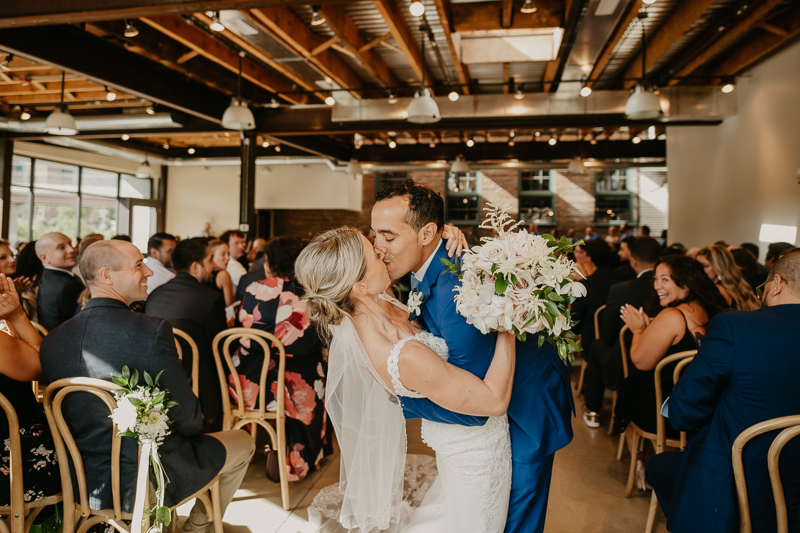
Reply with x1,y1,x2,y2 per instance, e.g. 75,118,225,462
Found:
696,244,761,311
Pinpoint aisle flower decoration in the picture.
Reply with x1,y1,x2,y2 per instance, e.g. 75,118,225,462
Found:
109,366,177,533
441,199,586,365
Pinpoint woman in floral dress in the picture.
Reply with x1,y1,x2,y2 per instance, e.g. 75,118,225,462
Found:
231,237,332,481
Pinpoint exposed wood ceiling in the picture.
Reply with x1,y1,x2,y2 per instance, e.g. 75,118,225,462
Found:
1,0,798,161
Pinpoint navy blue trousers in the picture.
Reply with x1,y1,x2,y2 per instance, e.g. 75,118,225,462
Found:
504,453,556,533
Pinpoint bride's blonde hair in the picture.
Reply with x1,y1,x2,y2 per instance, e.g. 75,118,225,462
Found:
295,227,366,342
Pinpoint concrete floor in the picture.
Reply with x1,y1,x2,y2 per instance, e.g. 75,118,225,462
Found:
176,373,668,532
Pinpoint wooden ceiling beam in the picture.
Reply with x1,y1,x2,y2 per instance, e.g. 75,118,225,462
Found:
451,1,561,32
247,7,366,98
621,0,717,89
140,14,304,104
712,3,800,77
542,0,588,93
668,0,783,84
372,0,433,85
359,32,391,53
320,4,398,88
432,0,470,95
587,1,643,88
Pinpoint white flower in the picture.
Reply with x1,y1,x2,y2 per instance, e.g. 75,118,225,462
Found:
509,271,536,301
549,314,570,336
565,281,587,298
478,240,510,265
110,396,138,433
407,291,424,316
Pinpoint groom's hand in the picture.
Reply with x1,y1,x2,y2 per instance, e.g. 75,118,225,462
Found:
442,225,469,258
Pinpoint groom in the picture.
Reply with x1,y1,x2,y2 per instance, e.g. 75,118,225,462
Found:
372,181,574,533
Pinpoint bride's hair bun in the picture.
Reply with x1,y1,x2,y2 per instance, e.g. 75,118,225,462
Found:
296,227,367,342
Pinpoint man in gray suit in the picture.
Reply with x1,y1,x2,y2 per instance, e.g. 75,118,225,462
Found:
40,240,254,533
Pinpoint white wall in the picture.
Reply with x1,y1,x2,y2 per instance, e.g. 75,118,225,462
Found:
667,41,800,258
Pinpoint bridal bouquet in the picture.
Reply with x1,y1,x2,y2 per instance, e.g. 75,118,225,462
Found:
110,366,177,533
441,200,585,365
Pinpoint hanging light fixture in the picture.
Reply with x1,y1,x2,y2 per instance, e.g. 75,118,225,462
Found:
466,136,474,147
388,91,398,104
451,155,470,173
209,12,225,32
520,0,537,14
568,157,586,174
410,1,425,17
579,84,592,97
311,5,326,26
625,13,662,120
136,154,153,178
124,20,139,37
346,158,363,177
221,54,256,130
45,72,78,135
514,87,525,100
407,24,441,124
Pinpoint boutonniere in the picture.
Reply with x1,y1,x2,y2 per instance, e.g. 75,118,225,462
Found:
406,290,424,320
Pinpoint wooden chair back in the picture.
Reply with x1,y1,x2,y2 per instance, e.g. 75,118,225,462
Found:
593,304,606,341
733,415,800,533
172,328,199,396
0,391,25,533
20,295,37,320
654,350,695,453
30,322,48,403
30,322,48,338
619,324,631,379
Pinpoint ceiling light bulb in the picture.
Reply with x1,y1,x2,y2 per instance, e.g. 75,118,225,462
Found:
388,140,397,149
262,140,270,148
535,131,540,137
163,142,170,150
124,21,139,38
448,90,459,102
429,141,436,148
508,140,515,146
106,88,117,101
187,147,196,154
514,88,524,100
275,145,281,152
20,111,31,121
520,0,537,13
325,95,336,106
721,83,735,93
509,130,515,138
121,134,130,141
268,98,280,108
311,6,326,26
209,12,225,32
388,91,398,104
410,1,425,17
548,137,557,145
579,85,592,97
145,106,155,115
632,136,641,144
466,138,474,147
642,0,656,4
581,64,592,73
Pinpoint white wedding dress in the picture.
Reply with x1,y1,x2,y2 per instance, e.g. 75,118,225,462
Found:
308,325,512,533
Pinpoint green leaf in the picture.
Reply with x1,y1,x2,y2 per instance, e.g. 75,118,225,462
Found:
127,397,143,406
515,330,526,342
163,401,179,409
129,369,139,388
543,312,554,329
118,430,137,437
495,277,509,296
156,506,172,526
537,334,545,348
543,233,556,242
547,292,564,302
558,341,568,363
154,370,164,385
543,300,559,317
153,392,166,404
122,366,130,380
111,376,128,387
144,372,153,387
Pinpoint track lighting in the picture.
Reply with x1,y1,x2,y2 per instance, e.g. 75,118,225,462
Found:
448,90,459,102
388,91,398,104
274,145,281,152
579,85,592,97
410,1,425,17
187,147,196,154
20,110,31,121
105,87,117,101
124,20,139,37
514,88,524,100
325,95,336,106
466,137,474,147
311,6,326,26
162,142,170,150
262,140,270,148
388,140,397,149
520,0,537,14
209,12,225,32
1,54,13,70
121,134,130,141
632,136,641,144
548,137,557,146
145,106,155,115
721,83,735,93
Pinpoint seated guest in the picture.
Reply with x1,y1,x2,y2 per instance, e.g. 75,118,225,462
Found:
0,241,32,296
619,223,634,241
697,244,761,311
615,236,636,281
571,243,597,280
40,240,254,531
583,237,662,427
35,232,84,331
219,230,248,292
146,238,227,431
639,225,651,237
11,241,43,295
731,247,760,277
604,226,619,247
207,239,235,307
233,237,332,481
746,241,794,289
246,237,267,264
145,232,177,294
647,249,800,533
571,239,619,343
614,256,727,486
74,234,104,283
740,242,767,273
0,274,60,506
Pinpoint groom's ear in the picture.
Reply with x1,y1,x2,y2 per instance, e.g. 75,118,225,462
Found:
419,222,439,246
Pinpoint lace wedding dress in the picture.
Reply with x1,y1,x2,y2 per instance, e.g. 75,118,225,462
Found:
308,322,512,533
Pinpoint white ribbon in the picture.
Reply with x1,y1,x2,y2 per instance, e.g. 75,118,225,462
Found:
131,442,152,533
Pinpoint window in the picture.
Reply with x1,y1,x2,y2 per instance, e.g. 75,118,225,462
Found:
446,171,481,225
518,170,555,225
374,171,409,198
8,155,152,244
594,170,631,225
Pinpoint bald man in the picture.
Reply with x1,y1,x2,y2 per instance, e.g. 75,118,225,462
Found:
40,240,254,532
35,232,84,331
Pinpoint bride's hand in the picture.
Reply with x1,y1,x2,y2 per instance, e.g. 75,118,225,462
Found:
442,224,469,258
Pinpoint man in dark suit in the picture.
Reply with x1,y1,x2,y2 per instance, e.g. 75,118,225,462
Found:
146,238,226,431
35,232,85,331
40,240,254,533
646,249,800,532
615,236,637,281
582,237,662,427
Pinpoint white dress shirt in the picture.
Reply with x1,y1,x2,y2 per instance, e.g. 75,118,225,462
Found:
227,258,247,292
412,239,443,285
145,257,175,295
637,267,654,278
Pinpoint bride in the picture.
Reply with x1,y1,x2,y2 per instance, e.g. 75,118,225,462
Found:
295,227,515,533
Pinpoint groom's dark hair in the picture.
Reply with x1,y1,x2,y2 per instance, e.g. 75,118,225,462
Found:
375,179,444,233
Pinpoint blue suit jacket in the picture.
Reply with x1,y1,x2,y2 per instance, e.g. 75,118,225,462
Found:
666,304,800,532
400,242,575,464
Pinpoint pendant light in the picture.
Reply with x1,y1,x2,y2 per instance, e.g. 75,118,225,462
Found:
450,155,469,173
45,72,78,135
407,25,440,124
346,158,363,177
221,54,256,130
310,5,326,26
625,13,662,120
123,20,139,38
567,157,586,174
520,0,537,14
136,153,153,178
209,12,225,32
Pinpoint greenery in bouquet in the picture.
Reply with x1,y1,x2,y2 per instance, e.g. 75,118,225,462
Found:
442,200,586,365
109,366,178,532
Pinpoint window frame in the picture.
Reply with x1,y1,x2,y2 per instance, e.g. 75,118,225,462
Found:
445,170,482,226
374,171,411,199
593,169,632,226
517,169,556,227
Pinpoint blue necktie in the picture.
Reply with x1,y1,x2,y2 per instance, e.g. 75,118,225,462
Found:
410,275,420,291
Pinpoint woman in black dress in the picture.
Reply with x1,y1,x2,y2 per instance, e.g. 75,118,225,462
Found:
231,237,332,481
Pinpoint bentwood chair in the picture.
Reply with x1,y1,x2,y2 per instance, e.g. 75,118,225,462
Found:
20,295,37,322
733,414,800,533
577,305,606,393
642,350,695,533
212,328,289,510
613,325,632,450
30,322,49,403
43,378,222,533
0,392,62,533
172,328,200,396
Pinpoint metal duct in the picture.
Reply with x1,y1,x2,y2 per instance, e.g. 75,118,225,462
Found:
331,87,736,122
0,113,183,132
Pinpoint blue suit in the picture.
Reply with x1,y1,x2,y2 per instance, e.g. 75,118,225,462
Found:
400,241,574,533
646,304,800,532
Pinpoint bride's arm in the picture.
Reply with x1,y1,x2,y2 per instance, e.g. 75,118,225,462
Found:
397,331,515,416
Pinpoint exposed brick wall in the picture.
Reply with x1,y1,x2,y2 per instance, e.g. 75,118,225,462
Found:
555,171,595,237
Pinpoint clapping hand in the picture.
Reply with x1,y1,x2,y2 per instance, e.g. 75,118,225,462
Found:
0,274,22,319
621,304,650,334
14,276,32,294
442,224,469,258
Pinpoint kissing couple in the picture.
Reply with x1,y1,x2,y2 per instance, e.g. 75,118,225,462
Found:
297,181,574,533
